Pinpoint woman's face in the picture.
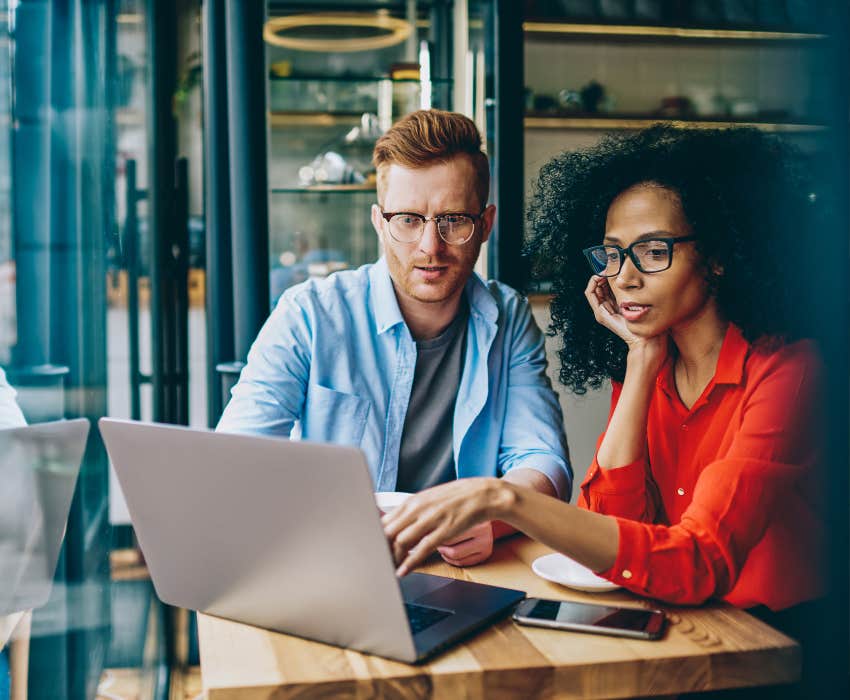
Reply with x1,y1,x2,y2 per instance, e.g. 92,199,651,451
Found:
602,184,717,338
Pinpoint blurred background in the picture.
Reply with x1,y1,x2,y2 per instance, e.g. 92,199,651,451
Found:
0,1,846,698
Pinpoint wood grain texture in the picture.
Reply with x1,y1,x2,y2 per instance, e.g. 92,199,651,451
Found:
199,537,799,699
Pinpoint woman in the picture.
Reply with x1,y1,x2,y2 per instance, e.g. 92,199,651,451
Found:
383,126,826,695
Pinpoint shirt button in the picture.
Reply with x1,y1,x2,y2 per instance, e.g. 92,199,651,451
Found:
622,570,633,580
681,424,688,431
677,487,685,496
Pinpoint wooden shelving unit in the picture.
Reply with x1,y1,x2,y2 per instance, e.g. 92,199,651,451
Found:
523,21,828,42
271,184,376,193
524,115,827,133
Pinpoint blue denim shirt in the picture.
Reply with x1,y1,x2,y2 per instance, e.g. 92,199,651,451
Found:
217,258,572,499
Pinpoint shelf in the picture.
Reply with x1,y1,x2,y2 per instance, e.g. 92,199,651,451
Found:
524,115,828,133
116,108,144,127
523,20,828,42
271,185,376,194
269,111,365,128
270,75,452,84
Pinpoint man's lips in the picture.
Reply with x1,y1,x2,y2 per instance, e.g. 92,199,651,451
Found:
413,264,450,282
619,302,651,321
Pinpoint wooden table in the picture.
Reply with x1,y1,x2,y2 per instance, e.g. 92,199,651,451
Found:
198,537,799,699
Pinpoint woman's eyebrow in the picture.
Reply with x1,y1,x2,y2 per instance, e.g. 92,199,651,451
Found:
603,230,675,244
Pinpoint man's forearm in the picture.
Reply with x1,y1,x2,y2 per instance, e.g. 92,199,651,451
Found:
492,467,558,539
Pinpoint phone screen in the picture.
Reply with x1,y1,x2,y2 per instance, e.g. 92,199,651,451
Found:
527,599,657,632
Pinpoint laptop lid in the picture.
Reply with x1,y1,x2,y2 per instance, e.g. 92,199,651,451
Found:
99,418,418,662
0,418,89,615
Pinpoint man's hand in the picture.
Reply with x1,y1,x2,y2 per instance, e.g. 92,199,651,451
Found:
437,522,494,567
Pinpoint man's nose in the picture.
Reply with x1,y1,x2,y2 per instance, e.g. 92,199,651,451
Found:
418,219,445,255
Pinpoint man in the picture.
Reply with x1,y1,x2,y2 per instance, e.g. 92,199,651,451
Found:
218,109,570,567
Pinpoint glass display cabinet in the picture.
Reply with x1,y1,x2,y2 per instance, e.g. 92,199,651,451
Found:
263,1,499,304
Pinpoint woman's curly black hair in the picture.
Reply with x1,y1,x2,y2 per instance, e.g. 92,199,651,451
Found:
525,125,824,395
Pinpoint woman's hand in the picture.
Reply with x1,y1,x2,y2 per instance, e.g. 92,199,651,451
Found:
584,275,668,374
382,478,509,577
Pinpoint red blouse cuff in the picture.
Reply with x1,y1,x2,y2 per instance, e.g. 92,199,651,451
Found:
596,517,650,590
581,457,647,495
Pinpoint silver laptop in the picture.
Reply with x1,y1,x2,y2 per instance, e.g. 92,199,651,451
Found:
99,418,525,663
0,418,89,615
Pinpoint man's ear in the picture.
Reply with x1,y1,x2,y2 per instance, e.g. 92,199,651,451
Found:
479,204,496,244
370,203,385,240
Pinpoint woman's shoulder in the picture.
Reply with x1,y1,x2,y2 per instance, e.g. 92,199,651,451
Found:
743,334,823,400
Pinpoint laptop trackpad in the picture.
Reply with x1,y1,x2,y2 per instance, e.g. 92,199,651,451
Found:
400,573,454,602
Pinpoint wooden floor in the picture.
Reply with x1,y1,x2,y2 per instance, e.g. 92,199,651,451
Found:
96,666,203,700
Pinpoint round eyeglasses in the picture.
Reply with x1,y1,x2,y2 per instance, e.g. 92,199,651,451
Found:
583,236,697,277
381,210,482,246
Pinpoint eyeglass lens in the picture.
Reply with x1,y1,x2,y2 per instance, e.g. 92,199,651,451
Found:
389,214,475,244
588,240,671,276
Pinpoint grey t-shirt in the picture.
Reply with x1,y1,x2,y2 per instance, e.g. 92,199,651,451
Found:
395,303,469,492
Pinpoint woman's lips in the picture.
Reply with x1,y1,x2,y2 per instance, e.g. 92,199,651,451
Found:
619,302,651,322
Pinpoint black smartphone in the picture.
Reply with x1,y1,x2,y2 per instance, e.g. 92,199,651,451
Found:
512,597,666,640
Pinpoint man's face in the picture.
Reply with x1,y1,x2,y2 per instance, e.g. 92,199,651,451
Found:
370,156,495,308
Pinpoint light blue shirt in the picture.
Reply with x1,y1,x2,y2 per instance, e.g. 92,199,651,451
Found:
0,367,26,428
217,257,572,499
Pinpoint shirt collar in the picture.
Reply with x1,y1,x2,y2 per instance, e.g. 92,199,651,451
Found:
368,257,499,335
656,322,749,398
712,323,749,386
369,257,406,334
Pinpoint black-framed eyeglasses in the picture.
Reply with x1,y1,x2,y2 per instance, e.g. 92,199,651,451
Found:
380,210,483,245
583,236,697,277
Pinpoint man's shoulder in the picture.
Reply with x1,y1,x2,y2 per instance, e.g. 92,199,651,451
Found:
471,276,531,317
277,263,373,311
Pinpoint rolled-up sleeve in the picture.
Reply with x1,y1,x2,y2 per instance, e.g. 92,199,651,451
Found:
498,298,572,500
576,382,658,522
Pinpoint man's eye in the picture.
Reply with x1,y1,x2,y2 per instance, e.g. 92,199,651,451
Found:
442,215,464,225
397,215,420,226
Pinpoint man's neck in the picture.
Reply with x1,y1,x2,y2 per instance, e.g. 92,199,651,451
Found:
396,290,465,341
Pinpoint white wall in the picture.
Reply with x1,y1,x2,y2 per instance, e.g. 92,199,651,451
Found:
530,298,611,500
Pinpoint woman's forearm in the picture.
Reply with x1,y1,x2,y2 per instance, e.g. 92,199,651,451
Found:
492,482,620,573
596,350,659,469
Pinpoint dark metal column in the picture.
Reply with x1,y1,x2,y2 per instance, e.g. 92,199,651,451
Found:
490,0,526,290
11,0,51,368
224,0,270,361
146,0,179,423
202,0,235,425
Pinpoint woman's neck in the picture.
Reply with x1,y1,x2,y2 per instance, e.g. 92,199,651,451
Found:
670,305,728,409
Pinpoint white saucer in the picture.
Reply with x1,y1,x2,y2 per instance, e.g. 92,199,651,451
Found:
531,553,621,593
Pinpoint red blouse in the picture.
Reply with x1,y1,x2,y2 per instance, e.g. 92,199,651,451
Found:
578,324,826,610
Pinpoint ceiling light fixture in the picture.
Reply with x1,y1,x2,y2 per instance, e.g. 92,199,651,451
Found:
263,13,413,52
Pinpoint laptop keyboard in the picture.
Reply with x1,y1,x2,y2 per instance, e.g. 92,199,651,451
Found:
405,602,453,634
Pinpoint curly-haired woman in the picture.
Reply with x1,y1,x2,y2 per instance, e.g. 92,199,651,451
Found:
383,126,826,697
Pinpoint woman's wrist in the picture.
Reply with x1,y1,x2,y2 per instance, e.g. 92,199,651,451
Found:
486,478,518,521
625,340,666,377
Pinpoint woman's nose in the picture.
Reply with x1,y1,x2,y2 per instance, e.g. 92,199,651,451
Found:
614,253,642,289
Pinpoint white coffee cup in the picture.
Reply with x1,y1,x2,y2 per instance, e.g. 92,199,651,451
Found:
375,491,411,515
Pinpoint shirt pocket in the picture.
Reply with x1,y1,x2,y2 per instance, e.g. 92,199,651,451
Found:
302,383,370,447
